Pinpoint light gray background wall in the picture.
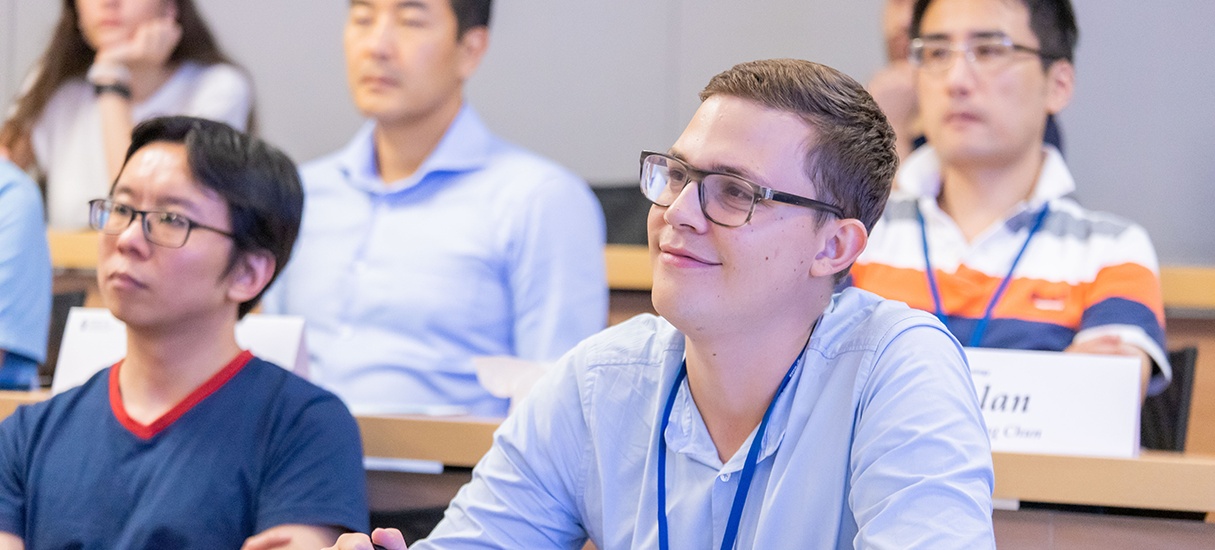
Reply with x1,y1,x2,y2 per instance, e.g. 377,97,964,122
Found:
2,0,1212,265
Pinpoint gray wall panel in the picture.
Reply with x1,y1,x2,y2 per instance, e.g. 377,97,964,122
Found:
12,0,56,80
467,0,679,184
195,0,362,165
674,0,884,129
2,0,58,113
1061,0,1215,265
1,0,12,106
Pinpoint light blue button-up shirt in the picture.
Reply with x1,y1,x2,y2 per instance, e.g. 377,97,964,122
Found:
0,160,50,389
416,288,995,549
263,106,607,416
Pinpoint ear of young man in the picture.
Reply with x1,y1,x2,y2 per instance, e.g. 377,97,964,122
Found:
454,26,490,82
225,251,276,305
808,217,868,279
1045,59,1075,115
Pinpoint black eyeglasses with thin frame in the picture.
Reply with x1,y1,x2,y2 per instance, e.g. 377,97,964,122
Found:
88,198,233,249
909,34,1051,74
639,151,846,228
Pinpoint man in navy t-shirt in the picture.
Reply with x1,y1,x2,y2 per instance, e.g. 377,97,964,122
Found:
0,117,369,549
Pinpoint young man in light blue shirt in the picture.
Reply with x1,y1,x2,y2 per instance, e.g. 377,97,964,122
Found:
262,0,607,417
0,160,50,390
332,59,996,550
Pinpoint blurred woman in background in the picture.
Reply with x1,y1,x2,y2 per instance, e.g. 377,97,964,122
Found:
0,0,253,230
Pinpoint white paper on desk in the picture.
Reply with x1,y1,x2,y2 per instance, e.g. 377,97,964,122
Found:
52,307,308,395
472,355,549,414
966,347,1141,459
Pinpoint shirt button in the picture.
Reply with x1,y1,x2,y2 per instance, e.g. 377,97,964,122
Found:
719,473,731,482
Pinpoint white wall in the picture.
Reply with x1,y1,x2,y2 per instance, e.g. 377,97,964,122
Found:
1,0,59,105
1060,0,1215,266
2,0,1212,265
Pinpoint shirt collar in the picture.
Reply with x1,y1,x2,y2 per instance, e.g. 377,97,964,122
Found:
335,103,493,194
897,144,1075,206
664,347,805,473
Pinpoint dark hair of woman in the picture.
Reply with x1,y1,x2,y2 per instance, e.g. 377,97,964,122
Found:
0,0,253,166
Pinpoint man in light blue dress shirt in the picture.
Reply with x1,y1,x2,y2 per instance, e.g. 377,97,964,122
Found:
331,59,995,550
0,159,51,390
263,0,607,417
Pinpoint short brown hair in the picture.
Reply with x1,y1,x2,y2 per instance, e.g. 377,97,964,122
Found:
699,59,897,235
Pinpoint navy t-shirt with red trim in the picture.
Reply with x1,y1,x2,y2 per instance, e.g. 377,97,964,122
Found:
0,351,370,549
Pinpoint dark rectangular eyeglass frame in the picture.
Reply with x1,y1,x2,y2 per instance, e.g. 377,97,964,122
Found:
639,151,846,226
88,198,233,249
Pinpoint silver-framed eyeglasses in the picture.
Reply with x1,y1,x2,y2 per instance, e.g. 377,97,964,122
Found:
909,34,1048,73
639,151,846,228
88,198,233,248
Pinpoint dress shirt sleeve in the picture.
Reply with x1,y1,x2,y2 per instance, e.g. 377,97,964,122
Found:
0,168,51,363
848,322,996,550
505,173,607,362
415,355,590,549
183,64,253,132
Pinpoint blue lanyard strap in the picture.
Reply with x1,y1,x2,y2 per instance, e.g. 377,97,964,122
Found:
919,203,1050,347
658,358,799,550
917,207,948,328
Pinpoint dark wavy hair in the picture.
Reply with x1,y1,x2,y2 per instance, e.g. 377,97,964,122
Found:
0,0,253,163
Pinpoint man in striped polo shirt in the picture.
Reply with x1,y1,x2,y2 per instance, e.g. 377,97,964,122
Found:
851,0,1169,397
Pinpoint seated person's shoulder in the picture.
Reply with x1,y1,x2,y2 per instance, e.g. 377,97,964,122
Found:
1050,198,1151,244
190,62,249,87
819,288,956,355
484,141,589,193
0,162,41,207
0,367,112,454
237,357,354,417
872,190,920,226
578,314,676,361
543,314,680,400
297,149,360,195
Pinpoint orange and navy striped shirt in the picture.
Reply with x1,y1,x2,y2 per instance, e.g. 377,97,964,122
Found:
851,146,1170,394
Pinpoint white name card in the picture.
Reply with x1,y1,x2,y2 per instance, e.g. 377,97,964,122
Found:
52,307,308,395
966,348,1141,459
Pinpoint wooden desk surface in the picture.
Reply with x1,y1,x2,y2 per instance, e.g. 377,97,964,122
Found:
0,391,49,420
357,414,499,468
364,416,1215,517
993,450,1215,517
47,230,98,270
3,390,1213,518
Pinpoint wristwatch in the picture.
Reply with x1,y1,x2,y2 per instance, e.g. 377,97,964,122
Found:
86,62,133,100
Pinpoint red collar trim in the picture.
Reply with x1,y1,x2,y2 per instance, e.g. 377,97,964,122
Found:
109,350,254,439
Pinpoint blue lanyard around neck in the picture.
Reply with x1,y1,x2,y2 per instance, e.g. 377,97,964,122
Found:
657,357,799,550
918,203,1050,347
